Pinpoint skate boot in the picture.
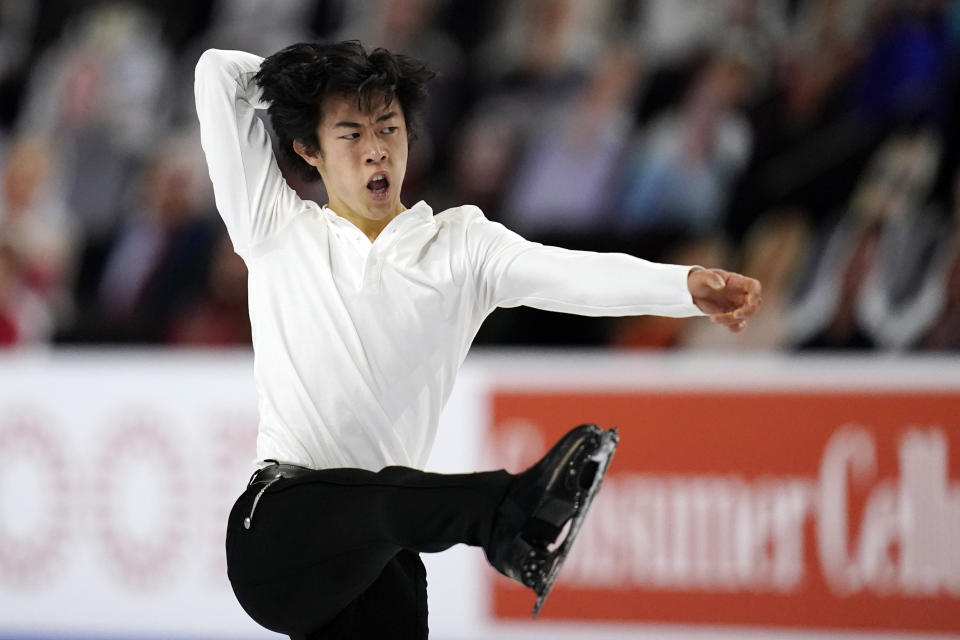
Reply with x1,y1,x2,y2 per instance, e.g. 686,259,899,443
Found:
486,423,619,617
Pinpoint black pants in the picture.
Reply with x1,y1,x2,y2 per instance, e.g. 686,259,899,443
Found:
226,466,513,639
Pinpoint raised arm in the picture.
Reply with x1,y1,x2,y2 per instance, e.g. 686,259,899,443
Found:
194,49,304,258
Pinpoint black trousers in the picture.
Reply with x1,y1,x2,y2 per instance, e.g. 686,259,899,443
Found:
226,466,513,639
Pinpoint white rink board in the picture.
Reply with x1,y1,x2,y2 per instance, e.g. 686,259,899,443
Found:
0,350,957,640
0,351,269,639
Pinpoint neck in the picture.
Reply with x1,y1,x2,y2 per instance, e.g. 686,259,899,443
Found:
327,200,405,243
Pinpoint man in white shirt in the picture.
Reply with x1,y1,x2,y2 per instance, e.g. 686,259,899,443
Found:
195,41,760,639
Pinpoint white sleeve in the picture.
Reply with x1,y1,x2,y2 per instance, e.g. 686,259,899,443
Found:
194,48,306,258
465,209,704,318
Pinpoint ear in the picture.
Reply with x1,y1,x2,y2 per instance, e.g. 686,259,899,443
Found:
292,139,322,169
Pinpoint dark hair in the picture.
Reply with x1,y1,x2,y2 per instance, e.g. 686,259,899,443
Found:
254,40,435,182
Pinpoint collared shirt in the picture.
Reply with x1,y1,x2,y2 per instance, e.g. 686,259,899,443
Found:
195,49,704,471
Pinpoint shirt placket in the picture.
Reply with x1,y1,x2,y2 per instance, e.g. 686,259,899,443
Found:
361,245,382,292
327,209,406,292
360,219,407,292
347,227,387,293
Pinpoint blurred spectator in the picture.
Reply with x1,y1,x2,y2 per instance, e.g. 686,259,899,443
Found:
0,0,36,80
0,243,16,344
853,126,945,349
915,230,960,350
637,0,787,67
195,0,316,56
638,0,733,66
167,232,251,346
442,1,610,225
476,0,608,86
632,0,782,126
914,167,960,350
725,0,877,237
617,39,758,234
857,207,948,350
17,3,174,241
438,100,523,215
851,0,955,125
174,0,336,124
0,241,53,346
0,134,78,331
795,219,881,350
788,128,941,350
71,134,215,343
501,41,642,235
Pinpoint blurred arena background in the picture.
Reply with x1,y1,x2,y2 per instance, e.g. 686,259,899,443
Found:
0,0,958,639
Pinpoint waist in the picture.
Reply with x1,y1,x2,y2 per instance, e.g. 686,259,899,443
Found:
248,461,315,486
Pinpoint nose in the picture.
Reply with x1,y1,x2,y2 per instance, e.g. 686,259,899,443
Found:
364,142,387,164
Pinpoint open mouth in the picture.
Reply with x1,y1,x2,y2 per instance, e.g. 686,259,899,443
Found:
366,174,390,199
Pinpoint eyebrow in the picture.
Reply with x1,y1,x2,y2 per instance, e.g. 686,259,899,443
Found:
333,112,399,129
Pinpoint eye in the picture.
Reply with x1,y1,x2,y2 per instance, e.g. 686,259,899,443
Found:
341,133,360,141
381,126,398,135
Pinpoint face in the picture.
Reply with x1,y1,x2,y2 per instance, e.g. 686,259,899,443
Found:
296,93,408,232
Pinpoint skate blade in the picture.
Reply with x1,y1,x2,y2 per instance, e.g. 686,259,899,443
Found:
531,427,619,618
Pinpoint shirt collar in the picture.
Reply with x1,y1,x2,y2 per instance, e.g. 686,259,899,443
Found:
321,200,434,236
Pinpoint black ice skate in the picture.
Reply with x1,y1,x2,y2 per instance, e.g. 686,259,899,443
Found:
488,423,619,618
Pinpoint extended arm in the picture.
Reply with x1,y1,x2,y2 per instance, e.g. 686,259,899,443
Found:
194,48,303,257
469,211,761,328
494,244,702,318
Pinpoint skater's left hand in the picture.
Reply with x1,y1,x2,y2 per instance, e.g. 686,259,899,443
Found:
688,268,762,333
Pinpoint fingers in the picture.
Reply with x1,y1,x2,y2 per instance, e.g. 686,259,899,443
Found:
725,275,762,317
726,273,762,296
710,279,761,332
738,287,762,318
710,313,748,332
691,269,763,325
711,298,759,323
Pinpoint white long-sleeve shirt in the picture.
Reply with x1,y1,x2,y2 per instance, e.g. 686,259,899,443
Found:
194,48,704,471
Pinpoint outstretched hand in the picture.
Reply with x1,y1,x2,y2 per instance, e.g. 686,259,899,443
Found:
688,268,762,333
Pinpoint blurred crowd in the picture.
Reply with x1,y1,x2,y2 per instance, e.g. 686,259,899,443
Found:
1,0,959,351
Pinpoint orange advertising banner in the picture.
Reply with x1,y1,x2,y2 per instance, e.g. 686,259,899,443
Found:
488,390,960,633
